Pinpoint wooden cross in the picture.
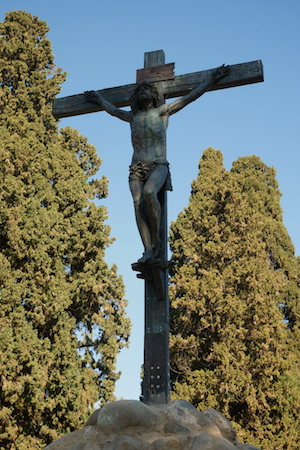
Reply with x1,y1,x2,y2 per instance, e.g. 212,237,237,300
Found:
53,51,263,405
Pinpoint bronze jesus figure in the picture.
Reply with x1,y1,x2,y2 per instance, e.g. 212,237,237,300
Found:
85,65,228,263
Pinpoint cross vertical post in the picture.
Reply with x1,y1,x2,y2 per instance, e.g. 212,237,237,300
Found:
139,51,170,405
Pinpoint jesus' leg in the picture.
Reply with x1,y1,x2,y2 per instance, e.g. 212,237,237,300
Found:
143,164,168,259
129,179,153,262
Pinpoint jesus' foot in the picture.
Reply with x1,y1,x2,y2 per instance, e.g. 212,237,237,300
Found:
138,250,154,264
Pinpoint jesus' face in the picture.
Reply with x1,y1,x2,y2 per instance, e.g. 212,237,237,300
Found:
137,85,154,102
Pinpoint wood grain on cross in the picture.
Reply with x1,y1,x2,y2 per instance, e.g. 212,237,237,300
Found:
53,51,264,405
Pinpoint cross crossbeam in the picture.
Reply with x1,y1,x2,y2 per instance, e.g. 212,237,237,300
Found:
53,59,263,119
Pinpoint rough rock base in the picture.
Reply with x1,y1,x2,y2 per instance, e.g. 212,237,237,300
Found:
45,399,260,449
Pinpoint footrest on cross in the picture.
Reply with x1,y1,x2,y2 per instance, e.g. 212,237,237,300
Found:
131,259,170,300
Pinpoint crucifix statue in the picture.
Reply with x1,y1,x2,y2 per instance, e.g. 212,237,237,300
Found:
84,64,228,264
53,50,263,405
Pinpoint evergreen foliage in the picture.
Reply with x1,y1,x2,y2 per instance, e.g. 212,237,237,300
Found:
0,11,130,449
169,147,300,449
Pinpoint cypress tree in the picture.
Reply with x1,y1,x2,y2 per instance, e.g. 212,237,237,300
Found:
0,11,130,449
169,147,300,449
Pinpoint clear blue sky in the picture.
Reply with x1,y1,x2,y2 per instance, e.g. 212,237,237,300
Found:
1,1,299,401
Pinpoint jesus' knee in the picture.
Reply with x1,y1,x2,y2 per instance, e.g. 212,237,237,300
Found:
143,186,157,206
133,196,142,212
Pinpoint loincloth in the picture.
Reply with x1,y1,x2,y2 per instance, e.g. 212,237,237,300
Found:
129,161,173,191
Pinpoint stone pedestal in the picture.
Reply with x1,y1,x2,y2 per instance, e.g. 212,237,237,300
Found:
45,399,260,449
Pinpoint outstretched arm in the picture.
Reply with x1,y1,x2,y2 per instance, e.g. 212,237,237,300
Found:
161,65,229,117
84,90,132,122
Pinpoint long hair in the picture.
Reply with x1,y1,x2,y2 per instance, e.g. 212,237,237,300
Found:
130,82,160,114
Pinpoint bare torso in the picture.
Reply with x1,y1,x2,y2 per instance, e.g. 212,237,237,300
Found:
130,107,168,165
